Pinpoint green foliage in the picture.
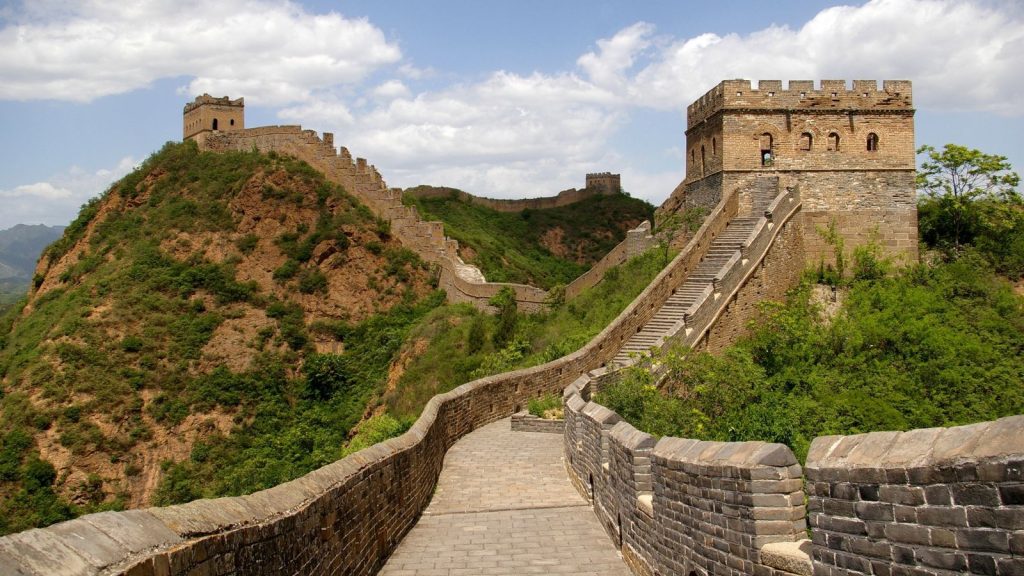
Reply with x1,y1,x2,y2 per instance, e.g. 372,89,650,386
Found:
297,268,328,294
527,393,561,418
489,286,518,348
815,218,845,285
404,188,655,289
916,145,1024,279
273,259,300,281
304,354,350,399
613,257,1024,462
917,143,1020,249
235,233,259,254
339,414,413,458
151,292,444,503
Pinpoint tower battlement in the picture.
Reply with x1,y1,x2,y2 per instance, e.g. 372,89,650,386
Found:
183,94,245,143
584,172,621,194
688,79,913,126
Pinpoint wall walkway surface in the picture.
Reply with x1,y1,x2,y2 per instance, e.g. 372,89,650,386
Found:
379,417,629,575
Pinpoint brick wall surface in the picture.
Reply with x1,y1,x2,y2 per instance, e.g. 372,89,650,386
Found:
564,376,808,576
805,416,1024,576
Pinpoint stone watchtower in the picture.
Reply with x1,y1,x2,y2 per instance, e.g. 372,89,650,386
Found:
672,79,917,264
585,172,622,195
183,94,245,146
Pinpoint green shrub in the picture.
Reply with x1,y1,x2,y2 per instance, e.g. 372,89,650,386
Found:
273,259,300,281
527,394,561,418
297,268,328,294
236,234,259,254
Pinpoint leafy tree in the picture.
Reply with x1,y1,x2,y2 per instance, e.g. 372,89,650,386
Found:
489,286,518,348
917,144,1020,248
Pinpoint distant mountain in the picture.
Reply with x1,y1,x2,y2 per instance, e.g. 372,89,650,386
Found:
0,223,65,279
0,224,65,302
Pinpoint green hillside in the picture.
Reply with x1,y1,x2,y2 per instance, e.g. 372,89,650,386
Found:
404,187,655,289
0,141,436,534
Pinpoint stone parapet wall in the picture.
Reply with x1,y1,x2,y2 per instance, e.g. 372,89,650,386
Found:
563,376,808,576
510,411,564,433
806,417,1024,575
688,79,913,127
564,366,1024,576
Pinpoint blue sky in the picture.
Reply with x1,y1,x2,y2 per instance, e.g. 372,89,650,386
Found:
0,0,1022,230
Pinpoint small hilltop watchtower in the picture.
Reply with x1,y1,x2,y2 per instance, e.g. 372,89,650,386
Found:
585,172,622,195
671,79,917,264
183,94,245,146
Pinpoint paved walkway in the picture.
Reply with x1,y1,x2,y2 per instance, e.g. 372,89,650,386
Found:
379,418,630,576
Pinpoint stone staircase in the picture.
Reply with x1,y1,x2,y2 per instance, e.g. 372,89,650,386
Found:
612,177,777,365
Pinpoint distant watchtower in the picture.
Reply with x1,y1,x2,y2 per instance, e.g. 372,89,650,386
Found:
670,79,917,263
585,172,621,195
183,94,245,146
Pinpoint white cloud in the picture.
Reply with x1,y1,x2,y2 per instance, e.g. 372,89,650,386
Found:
0,157,136,229
371,80,411,100
624,0,1024,114
0,0,400,105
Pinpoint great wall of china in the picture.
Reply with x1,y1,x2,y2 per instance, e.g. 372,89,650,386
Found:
0,81,1020,575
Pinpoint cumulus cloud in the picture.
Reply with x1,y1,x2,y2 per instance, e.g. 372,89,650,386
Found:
0,0,400,105
622,0,1024,113
0,157,136,229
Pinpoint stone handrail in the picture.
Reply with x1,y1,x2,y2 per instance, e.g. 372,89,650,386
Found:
666,186,800,352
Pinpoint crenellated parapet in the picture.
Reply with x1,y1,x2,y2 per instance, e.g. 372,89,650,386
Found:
687,79,913,126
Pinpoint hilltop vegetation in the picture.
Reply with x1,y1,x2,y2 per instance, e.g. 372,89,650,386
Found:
404,186,654,289
0,141,435,534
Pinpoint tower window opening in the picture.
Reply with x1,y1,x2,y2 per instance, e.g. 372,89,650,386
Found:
799,132,812,151
828,132,840,151
212,118,219,130
700,145,706,177
867,133,879,152
230,119,235,126
712,137,717,156
759,133,774,166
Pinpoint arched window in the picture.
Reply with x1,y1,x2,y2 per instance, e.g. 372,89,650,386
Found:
212,118,219,130
230,119,235,126
867,133,879,152
799,132,812,151
828,132,840,151
760,133,774,166
700,145,706,176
